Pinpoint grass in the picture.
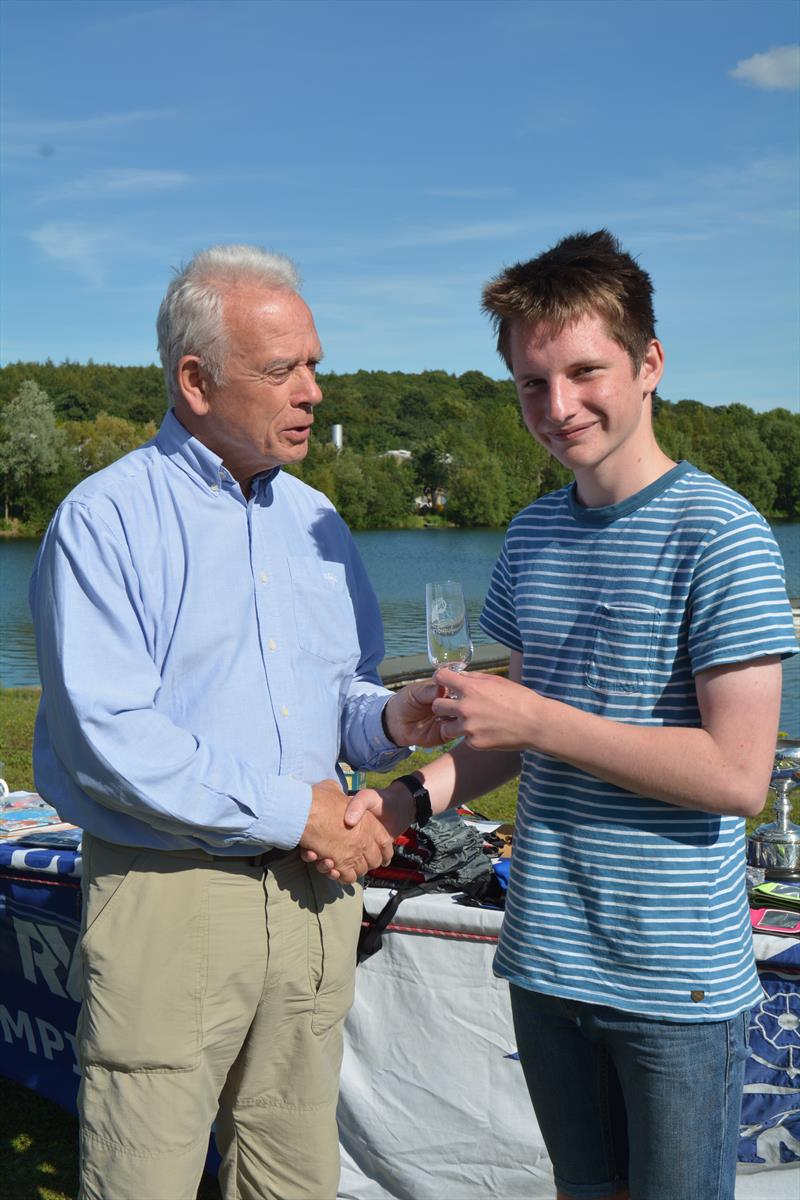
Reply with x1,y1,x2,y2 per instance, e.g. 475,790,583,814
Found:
1,688,39,794
0,1077,221,1199
1,1080,78,1200
1,687,795,1195
366,744,519,822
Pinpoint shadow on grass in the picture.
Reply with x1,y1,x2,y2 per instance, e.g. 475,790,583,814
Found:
0,1079,221,1199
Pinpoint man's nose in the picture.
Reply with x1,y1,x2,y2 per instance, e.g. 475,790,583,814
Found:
295,366,323,406
546,377,576,423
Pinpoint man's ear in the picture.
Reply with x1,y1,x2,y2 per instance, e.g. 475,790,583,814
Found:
176,355,211,416
640,338,665,399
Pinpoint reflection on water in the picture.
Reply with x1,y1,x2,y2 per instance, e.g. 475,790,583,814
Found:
0,539,39,689
2,525,798,734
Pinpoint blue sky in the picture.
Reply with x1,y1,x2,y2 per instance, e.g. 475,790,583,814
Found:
1,0,798,412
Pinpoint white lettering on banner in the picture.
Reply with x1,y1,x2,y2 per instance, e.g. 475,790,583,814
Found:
0,1005,81,1075
0,1005,36,1053
12,918,81,1001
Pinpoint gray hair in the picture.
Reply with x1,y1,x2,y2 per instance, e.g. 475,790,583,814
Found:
156,244,301,406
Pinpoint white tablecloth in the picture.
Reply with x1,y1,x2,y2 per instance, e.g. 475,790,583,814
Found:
339,888,799,1200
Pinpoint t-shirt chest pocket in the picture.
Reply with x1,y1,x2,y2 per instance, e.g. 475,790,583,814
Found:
585,603,661,694
287,557,360,666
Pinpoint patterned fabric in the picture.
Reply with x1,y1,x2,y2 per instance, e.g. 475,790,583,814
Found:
480,461,798,1021
0,843,82,876
740,952,800,1166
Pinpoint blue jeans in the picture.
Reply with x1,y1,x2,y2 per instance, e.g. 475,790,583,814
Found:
509,985,750,1200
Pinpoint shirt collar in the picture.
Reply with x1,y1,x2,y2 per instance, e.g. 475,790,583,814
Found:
156,409,280,496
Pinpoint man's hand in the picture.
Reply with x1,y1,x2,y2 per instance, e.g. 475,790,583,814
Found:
343,783,416,838
298,778,395,884
302,781,417,877
383,679,447,747
433,668,538,751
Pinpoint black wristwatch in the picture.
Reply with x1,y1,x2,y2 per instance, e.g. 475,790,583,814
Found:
392,773,433,829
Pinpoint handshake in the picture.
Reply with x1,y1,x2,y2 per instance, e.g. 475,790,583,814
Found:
297,666,528,883
298,776,415,884
296,676,443,884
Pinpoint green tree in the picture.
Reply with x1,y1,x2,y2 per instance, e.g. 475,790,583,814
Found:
483,403,550,513
0,380,64,521
759,408,800,518
446,448,510,528
414,437,453,510
65,412,156,475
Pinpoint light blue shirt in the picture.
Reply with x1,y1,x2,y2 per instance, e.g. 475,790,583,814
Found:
30,410,407,854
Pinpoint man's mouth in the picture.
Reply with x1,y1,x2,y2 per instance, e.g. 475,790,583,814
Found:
285,422,313,441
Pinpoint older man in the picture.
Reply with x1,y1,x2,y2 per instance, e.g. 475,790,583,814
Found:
30,244,440,1199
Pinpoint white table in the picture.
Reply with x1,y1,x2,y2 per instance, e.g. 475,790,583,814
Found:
339,888,799,1200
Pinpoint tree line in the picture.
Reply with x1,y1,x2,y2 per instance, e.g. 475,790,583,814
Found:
0,361,798,535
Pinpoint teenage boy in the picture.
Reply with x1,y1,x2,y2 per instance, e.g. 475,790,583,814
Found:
332,231,798,1200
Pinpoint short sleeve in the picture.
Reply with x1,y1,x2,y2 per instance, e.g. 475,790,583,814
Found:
479,535,524,653
688,512,798,675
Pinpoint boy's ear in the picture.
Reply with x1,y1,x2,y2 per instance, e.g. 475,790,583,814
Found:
640,339,665,398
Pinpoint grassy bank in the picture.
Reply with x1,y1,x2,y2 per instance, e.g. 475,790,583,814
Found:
1,688,39,793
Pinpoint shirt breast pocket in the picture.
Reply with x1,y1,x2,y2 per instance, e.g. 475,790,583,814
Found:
585,603,661,695
288,557,360,666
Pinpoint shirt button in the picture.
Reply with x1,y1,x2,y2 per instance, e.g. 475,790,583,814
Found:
209,484,219,494
268,639,277,651
281,706,289,717
259,571,269,583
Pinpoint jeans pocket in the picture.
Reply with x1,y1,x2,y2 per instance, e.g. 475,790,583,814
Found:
80,845,207,1071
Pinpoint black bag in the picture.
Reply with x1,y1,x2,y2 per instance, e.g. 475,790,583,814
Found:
358,812,494,963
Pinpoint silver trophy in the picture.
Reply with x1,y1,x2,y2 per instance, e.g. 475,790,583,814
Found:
747,740,800,881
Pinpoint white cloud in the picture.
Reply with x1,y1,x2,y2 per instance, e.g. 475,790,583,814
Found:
37,168,192,204
4,109,175,139
28,222,117,287
730,45,800,91
1,110,177,160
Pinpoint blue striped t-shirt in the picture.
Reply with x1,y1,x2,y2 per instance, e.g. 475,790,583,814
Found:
480,461,798,1021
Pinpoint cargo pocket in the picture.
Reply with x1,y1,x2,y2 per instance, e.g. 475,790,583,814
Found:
307,871,362,1035
80,842,207,1071
585,603,660,695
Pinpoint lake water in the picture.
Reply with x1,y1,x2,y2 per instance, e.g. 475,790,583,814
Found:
2,523,798,733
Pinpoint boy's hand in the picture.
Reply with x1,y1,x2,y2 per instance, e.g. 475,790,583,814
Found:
432,668,539,751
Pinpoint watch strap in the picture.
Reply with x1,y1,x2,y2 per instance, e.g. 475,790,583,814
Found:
393,773,433,828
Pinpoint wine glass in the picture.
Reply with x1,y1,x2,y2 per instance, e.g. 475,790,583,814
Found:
426,581,473,694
